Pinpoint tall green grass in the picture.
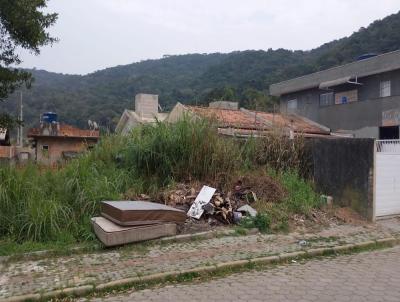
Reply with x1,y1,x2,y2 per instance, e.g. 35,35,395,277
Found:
0,135,134,243
0,118,316,246
123,118,242,185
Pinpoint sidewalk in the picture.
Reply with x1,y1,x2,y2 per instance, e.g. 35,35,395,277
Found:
1,218,400,301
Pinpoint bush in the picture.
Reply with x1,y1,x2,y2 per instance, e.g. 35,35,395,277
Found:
240,213,271,233
123,118,242,185
279,171,320,215
248,130,311,175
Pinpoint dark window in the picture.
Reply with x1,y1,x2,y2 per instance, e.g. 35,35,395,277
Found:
379,126,399,140
319,92,334,107
42,145,49,158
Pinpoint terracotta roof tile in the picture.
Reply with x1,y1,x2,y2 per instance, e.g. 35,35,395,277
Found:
253,111,330,134
28,124,100,138
186,106,265,129
186,105,330,135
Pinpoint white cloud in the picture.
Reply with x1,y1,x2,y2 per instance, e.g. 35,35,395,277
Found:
18,0,400,74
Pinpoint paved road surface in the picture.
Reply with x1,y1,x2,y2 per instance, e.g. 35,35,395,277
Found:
81,246,400,302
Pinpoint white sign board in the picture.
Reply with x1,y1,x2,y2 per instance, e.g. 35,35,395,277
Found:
187,186,216,219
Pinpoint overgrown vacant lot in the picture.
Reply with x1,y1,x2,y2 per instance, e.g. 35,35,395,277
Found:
0,119,321,254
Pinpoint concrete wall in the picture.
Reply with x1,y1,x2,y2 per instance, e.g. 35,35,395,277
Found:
307,138,375,220
135,94,159,118
280,70,400,137
35,137,97,165
166,103,194,123
209,101,239,110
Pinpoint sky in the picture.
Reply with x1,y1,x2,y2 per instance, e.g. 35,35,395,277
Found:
18,0,400,75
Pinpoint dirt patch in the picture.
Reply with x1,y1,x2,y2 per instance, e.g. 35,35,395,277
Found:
177,219,228,234
334,207,368,225
236,172,287,204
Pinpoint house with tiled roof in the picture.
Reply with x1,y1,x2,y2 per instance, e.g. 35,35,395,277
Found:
167,101,333,138
28,113,99,165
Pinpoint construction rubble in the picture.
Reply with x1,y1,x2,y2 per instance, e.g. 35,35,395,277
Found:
159,183,259,224
91,183,261,246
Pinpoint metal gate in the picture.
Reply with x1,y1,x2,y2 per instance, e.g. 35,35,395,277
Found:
375,140,400,217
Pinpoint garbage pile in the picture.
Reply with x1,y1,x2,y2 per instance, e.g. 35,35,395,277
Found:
91,175,285,246
160,183,259,224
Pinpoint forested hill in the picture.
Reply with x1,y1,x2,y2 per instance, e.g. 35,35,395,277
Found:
4,10,400,129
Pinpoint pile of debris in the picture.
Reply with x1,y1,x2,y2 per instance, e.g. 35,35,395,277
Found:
159,183,260,224
91,174,287,246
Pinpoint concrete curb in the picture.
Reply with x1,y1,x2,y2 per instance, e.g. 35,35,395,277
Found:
1,237,398,302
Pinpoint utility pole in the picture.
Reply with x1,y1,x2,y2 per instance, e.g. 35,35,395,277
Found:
19,91,23,147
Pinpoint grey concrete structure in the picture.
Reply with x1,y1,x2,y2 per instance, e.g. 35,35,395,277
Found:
115,94,168,135
209,101,239,110
270,50,400,138
307,138,375,220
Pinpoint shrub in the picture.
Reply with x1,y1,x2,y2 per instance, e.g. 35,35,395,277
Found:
279,171,320,215
123,118,242,185
248,130,311,175
240,213,271,233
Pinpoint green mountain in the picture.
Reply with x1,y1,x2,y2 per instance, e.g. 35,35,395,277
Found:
4,10,400,129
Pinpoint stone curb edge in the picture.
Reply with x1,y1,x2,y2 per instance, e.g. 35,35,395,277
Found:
1,237,398,302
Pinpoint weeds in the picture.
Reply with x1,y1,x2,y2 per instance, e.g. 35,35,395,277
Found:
0,135,135,244
123,118,241,186
0,118,317,247
240,214,271,233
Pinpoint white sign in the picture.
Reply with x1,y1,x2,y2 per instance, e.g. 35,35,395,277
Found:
187,186,216,219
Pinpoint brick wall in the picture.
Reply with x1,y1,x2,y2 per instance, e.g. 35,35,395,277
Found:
0,146,15,159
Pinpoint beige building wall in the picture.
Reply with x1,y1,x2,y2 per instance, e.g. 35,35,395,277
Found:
209,101,239,110
135,94,159,118
35,137,97,165
165,103,192,123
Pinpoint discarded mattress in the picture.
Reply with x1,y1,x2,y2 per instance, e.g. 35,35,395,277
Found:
100,201,187,226
91,217,177,246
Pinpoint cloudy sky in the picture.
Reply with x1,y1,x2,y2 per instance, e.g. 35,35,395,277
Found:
19,0,400,75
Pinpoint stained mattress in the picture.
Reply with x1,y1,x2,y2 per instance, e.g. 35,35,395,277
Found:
100,200,187,226
91,217,177,246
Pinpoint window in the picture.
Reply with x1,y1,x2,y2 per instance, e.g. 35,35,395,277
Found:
335,90,358,104
287,99,298,113
380,81,391,98
319,92,334,107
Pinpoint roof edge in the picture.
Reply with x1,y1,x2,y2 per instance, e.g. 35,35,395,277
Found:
270,49,400,96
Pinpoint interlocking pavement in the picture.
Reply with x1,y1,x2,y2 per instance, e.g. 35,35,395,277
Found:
83,246,400,302
0,218,399,300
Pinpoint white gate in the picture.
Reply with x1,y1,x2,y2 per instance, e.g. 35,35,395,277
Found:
375,140,400,217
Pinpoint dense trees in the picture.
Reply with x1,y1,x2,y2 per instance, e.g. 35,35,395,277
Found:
3,10,400,130
0,0,57,128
